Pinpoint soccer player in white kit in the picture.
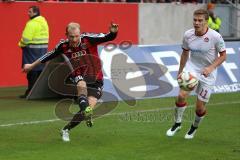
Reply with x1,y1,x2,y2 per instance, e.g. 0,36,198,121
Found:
166,9,226,139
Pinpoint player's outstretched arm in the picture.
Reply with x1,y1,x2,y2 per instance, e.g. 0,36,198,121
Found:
88,22,119,45
109,22,119,33
22,60,41,73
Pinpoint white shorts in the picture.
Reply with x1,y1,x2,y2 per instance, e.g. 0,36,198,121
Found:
195,81,213,103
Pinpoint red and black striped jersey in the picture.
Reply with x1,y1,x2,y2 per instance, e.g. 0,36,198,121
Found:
39,32,117,81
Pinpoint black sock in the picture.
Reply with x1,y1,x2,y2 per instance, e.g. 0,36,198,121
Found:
187,125,198,134
78,95,89,111
63,111,85,130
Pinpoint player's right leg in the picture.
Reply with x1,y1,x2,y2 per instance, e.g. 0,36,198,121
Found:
166,89,189,137
76,80,93,126
61,111,85,142
61,128,70,142
76,80,90,111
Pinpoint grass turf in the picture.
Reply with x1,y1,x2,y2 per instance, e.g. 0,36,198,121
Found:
0,87,239,160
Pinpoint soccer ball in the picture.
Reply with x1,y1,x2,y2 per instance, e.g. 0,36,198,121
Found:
177,72,199,91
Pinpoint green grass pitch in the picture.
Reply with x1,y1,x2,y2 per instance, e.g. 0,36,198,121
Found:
0,87,239,160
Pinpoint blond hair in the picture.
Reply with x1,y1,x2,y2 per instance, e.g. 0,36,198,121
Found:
194,9,209,20
66,22,80,34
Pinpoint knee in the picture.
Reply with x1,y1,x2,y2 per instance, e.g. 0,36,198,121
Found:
77,81,86,89
196,108,207,117
177,91,188,103
88,96,97,108
196,105,207,117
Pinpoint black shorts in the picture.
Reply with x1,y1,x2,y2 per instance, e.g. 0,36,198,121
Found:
69,75,103,99
86,80,103,99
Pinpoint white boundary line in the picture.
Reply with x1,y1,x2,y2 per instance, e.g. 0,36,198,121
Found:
0,101,239,127
0,119,59,127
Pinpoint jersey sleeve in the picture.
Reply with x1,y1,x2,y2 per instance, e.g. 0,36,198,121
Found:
215,34,226,53
84,32,117,45
182,32,189,51
39,40,64,63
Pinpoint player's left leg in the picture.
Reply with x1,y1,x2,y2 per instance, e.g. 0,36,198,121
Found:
185,82,211,139
85,80,103,127
184,99,207,139
85,96,98,127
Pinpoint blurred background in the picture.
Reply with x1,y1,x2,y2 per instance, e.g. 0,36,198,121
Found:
0,0,239,87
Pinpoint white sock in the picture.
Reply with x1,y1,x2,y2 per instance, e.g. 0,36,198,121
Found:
174,106,187,123
193,114,205,128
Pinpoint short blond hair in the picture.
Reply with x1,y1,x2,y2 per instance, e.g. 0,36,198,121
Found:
194,9,209,20
66,22,80,34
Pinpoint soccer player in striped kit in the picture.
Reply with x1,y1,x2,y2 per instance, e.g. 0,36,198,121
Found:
166,9,226,139
23,22,118,142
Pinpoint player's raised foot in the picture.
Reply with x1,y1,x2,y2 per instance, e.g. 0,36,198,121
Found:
166,122,181,137
83,106,93,117
184,125,197,139
85,115,93,127
61,129,70,142
83,106,93,127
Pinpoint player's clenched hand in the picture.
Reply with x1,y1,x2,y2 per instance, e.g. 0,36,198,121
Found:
109,22,119,33
22,64,33,73
202,66,214,77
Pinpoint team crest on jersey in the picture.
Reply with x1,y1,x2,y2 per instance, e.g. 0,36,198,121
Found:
204,37,209,42
71,50,87,59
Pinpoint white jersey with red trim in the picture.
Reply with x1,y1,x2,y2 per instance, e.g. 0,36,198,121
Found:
182,28,225,85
